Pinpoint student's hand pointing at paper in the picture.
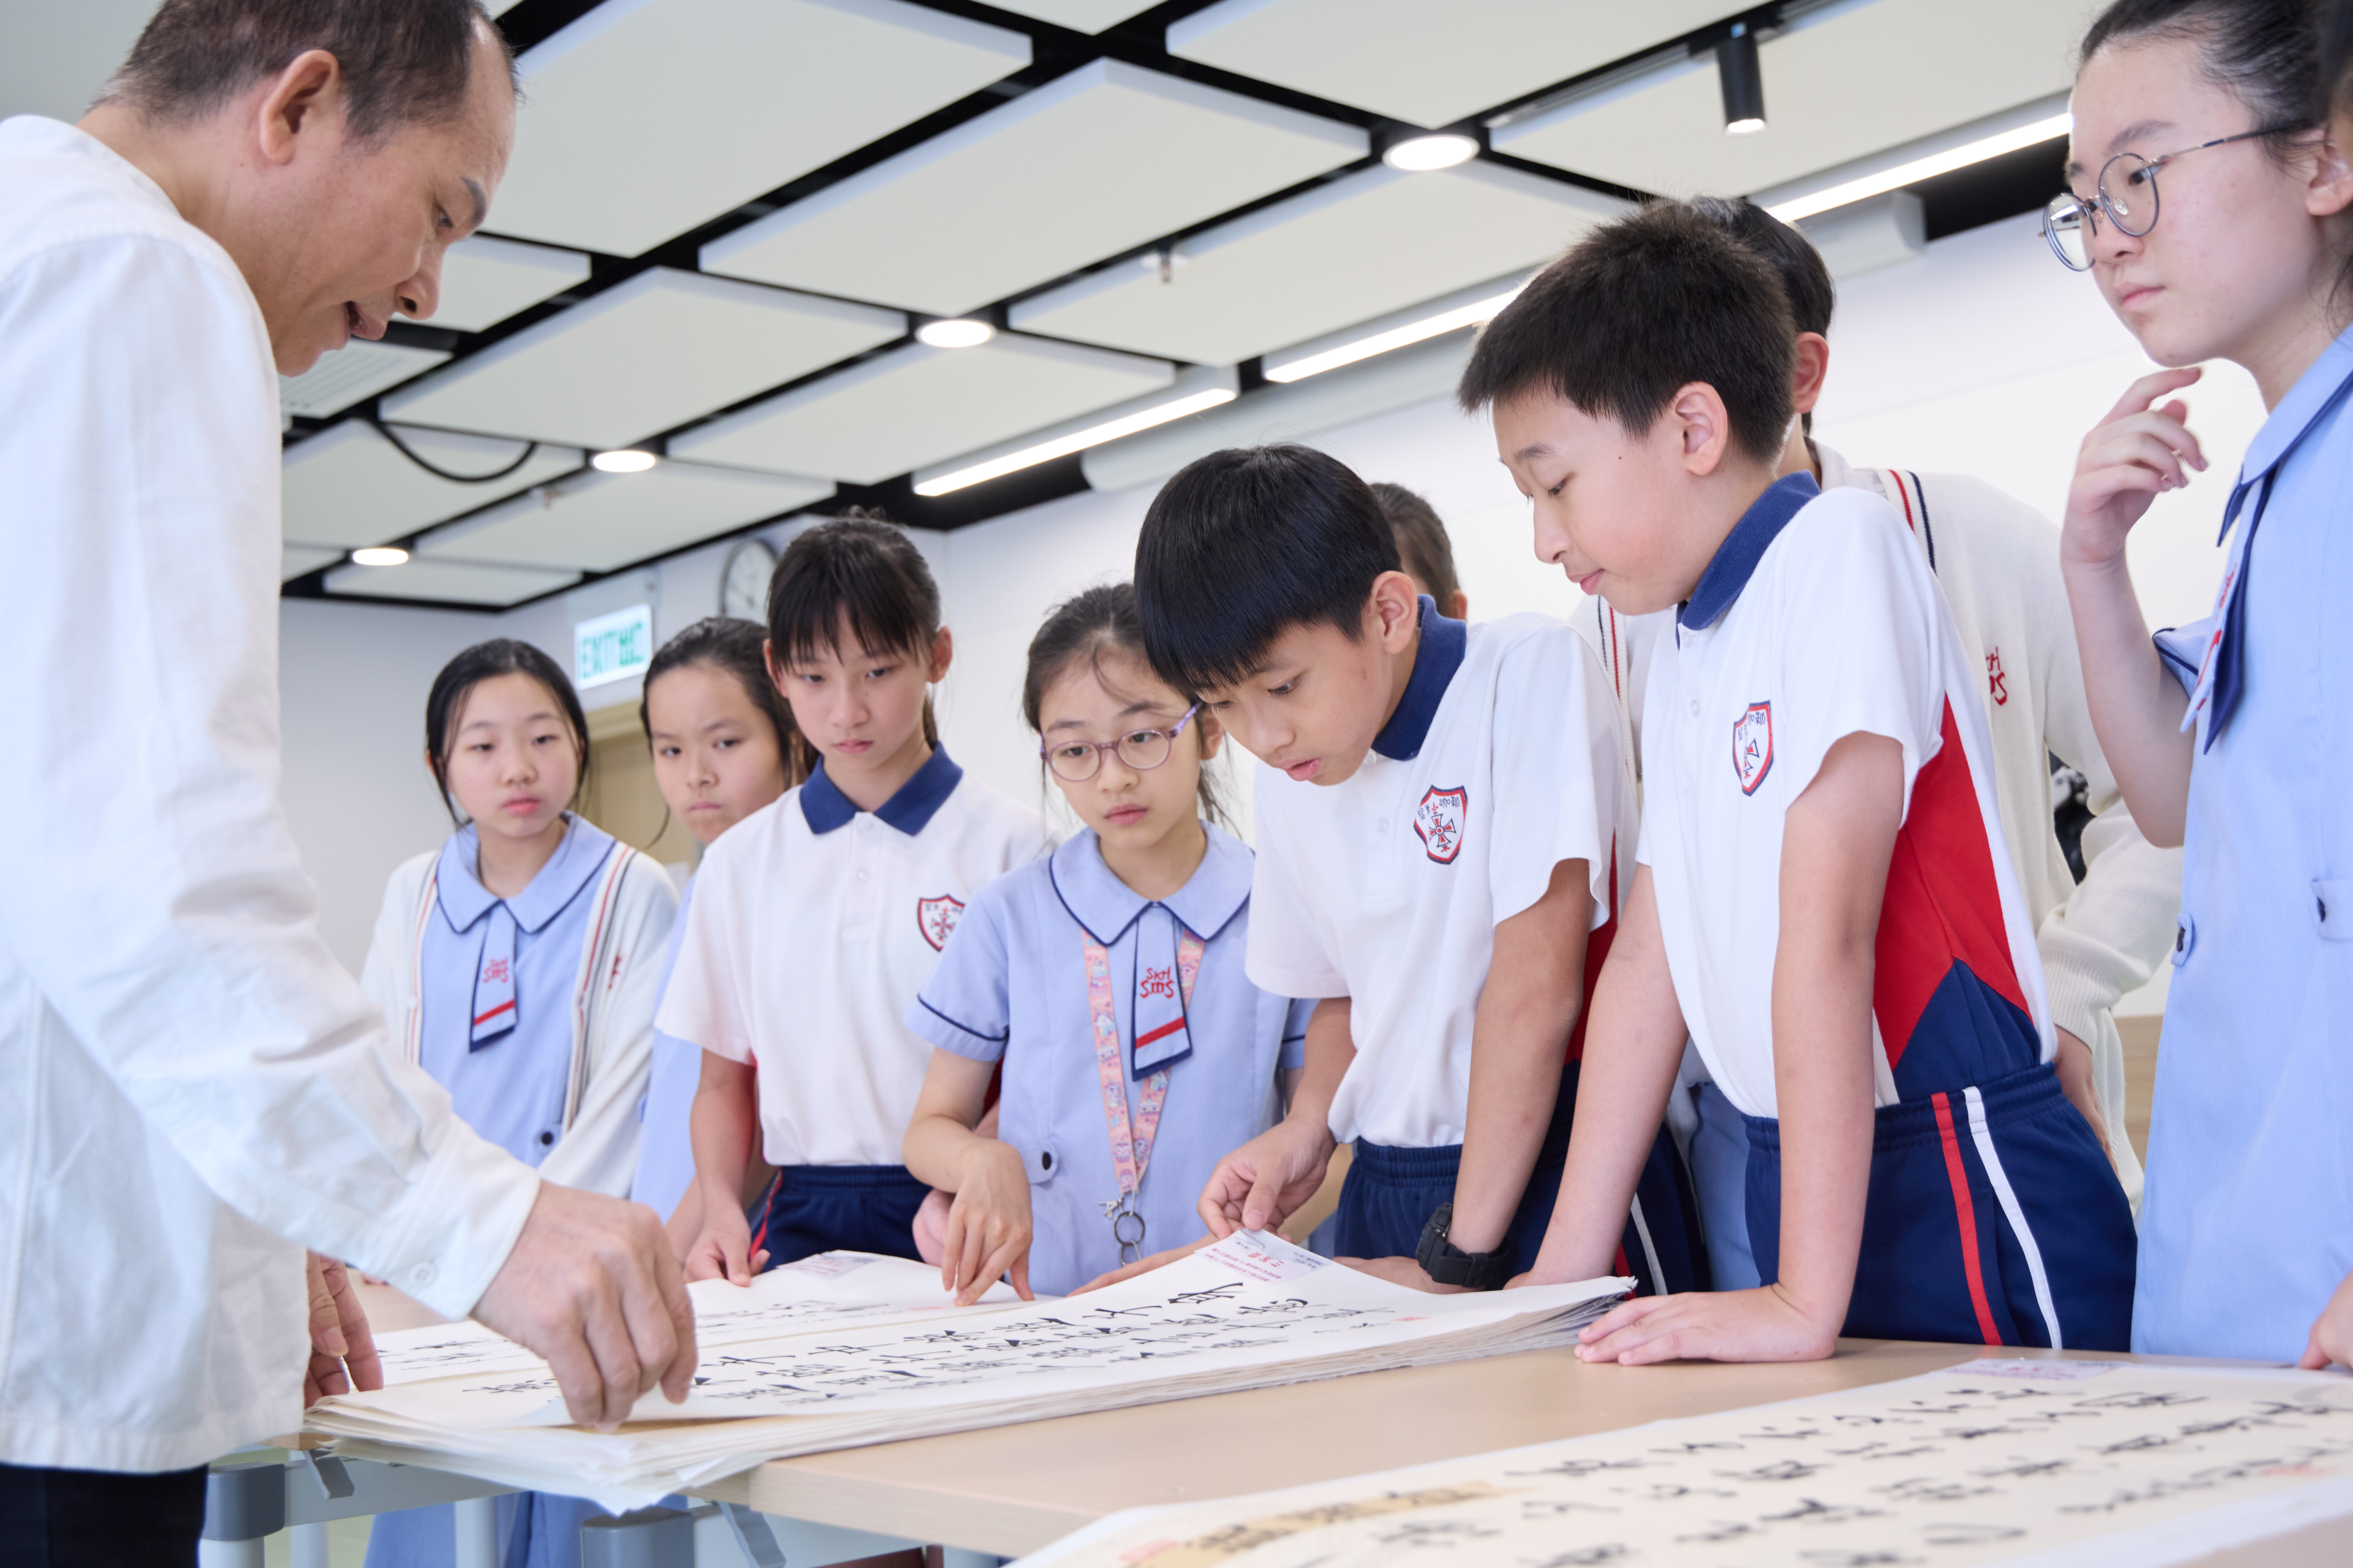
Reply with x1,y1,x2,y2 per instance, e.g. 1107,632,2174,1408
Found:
1197,1116,1335,1238
473,1182,698,1431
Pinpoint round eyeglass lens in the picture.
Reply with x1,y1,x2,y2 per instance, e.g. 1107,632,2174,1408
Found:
2097,152,2159,236
1115,729,1173,771
1048,744,1101,782
2042,193,2091,271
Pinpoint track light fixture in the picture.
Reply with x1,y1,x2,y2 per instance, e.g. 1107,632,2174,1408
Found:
1718,22,1765,137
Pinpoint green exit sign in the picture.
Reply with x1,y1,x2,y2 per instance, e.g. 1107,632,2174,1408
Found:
574,604,654,689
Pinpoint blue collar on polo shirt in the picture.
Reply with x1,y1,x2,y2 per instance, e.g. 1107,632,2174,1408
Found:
800,746,965,836
1049,820,1254,946
1369,596,1468,761
434,813,615,934
1678,471,1821,631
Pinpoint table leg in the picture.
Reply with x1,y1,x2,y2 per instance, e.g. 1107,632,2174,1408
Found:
197,1543,266,1568
289,1520,334,1568
456,1494,502,1568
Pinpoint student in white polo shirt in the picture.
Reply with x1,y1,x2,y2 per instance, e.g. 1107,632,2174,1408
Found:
660,517,1050,1282
1479,204,2135,1359
1622,197,2181,1292
1134,445,1701,1298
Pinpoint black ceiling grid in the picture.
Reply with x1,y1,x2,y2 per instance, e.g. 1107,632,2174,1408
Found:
284,0,2071,612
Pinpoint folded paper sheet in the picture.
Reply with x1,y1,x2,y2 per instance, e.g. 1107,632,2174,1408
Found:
308,1232,1632,1511
1012,1359,2353,1568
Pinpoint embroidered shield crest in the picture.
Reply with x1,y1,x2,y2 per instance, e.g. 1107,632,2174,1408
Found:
916,894,965,951
1414,785,1469,865
1733,702,1774,795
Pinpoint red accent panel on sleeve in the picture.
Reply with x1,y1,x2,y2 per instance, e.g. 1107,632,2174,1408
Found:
1872,701,2030,1066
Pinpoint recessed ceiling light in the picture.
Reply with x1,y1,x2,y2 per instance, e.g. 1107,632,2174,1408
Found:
1383,133,1479,172
350,546,409,567
591,449,658,473
916,318,997,349
914,371,1238,497
1718,23,1766,137
1767,111,2074,222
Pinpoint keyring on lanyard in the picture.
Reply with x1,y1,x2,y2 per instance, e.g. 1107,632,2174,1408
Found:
1082,927,1205,1263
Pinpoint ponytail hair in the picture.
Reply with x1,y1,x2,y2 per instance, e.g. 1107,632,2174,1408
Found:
423,639,590,825
640,615,812,784
1023,582,1225,827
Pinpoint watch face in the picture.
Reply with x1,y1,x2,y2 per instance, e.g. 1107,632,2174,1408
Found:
721,538,777,620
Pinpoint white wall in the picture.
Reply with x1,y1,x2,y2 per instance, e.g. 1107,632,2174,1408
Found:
280,207,2266,986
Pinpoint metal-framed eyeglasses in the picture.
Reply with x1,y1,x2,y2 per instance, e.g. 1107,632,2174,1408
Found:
2043,124,2307,271
1040,704,1201,782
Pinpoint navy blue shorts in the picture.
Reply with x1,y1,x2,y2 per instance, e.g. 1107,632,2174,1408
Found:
1745,1062,2135,1350
1330,1061,1705,1294
750,1164,930,1271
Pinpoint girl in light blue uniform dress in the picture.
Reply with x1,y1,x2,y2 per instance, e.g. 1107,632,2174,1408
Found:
903,584,1309,1301
629,618,808,1255
2055,0,2353,1364
359,641,677,1568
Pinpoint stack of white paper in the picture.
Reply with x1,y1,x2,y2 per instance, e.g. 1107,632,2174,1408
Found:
310,1232,1631,1511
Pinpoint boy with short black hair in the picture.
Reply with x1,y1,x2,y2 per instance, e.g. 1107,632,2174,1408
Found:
1470,203,2135,1359
1134,444,1700,1296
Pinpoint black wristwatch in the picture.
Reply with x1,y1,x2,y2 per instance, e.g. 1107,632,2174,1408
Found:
1414,1202,1512,1290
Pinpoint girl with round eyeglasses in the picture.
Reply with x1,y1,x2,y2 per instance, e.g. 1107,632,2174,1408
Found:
2053,0,2353,1373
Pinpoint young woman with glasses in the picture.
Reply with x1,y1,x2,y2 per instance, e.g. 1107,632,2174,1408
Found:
2053,0,2353,1370
901,583,1313,1302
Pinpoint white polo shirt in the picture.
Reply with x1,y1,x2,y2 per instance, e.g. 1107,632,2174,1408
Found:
1246,602,1630,1149
1641,475,2050,1122
657,749,1050,1166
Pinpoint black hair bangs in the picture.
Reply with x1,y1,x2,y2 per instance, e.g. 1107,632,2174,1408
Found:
1134,446,1402,694
766,513,943,671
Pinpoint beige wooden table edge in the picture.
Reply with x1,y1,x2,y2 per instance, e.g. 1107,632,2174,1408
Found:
689,1341,2286,1560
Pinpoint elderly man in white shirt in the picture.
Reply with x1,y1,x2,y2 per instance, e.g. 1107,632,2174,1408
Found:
0,2,693,1558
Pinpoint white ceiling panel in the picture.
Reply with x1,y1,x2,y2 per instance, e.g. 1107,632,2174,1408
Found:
417,461,831,574
489,0,1030,256
279,341,448,419
675,333,1173,483
381,268,905,451
1493,0,2098,198
433,236,592,333
1167,0,1730,128
983,2,1157,31
280,545,342,583
1011,161,1622,368
325,558,580,606
280,421,585,550
701,60,1364,317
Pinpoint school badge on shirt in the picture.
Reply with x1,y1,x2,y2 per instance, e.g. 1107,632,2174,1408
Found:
1733,702,1774,795
916,894,965,951
1414,785,1469,865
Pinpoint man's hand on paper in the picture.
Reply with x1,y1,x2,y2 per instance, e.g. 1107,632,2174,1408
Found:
2298,1269,2353,1373
2053,1027,2115,1164
474,1182,699,1431
303,1252,382,1406
943,1141,1034,1305
1340,1255,1470,1294
1573,1284,1838,1366
1197,1115,1335,1239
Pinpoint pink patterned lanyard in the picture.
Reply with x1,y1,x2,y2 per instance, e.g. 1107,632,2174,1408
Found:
1084,926,1204,1261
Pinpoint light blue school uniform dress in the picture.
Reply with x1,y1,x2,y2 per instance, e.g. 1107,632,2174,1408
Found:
368,816,622,1568
2137,326,2353,1360
631,876,698,1220
907,824,1309,1296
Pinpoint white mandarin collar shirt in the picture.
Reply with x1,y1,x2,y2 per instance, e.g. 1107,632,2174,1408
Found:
0,116,540,1472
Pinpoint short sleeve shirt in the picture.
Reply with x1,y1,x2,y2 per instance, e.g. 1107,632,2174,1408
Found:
1247,601,1631,1149
907,823,1309,1296
657,750,1051,1166
1640,475,2050,1121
